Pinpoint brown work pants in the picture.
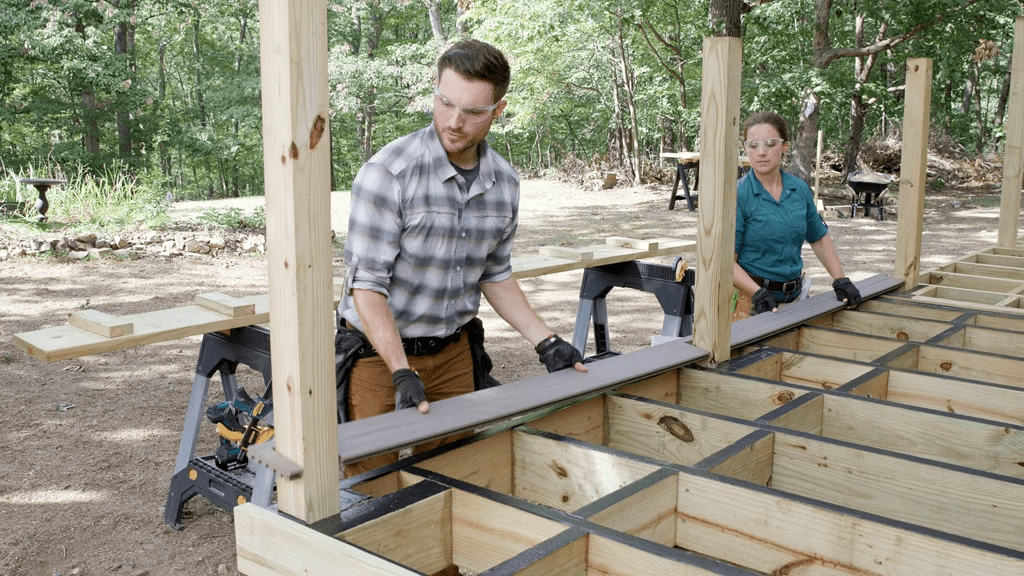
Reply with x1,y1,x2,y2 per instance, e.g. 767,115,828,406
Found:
343,331,475,478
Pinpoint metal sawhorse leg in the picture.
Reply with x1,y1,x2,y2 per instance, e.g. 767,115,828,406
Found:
571,260,695,360
668,162,698,211
164,325,276,530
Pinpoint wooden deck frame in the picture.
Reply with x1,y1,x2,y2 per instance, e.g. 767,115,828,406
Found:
230,14,1024,575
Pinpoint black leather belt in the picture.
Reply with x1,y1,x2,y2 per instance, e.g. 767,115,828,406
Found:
346,321,466,359
749,273,802,294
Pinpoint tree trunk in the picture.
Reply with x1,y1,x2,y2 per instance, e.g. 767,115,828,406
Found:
789,91,820,183
112,0,133,160
74,16,100,157
615,13,641,183
707,0,742,37
192,11,206,128
158,42,170,179
425,0,445,45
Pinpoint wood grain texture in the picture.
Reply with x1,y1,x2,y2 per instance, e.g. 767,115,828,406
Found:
998,17,1024,248
66,309,134,338
895,58,932,290
691,36,742,364
338,490,452,574
257,0,337,522
886,368,1024,425
675,471,1024,575
235,503,419,576
585,472,678,547
771,431,1024,551
820,394,1024,478
605,395,758,467
512,431,659,513
194,292,258,317
451,489,569,573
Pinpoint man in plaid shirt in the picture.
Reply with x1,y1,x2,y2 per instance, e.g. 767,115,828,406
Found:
337,39,586,479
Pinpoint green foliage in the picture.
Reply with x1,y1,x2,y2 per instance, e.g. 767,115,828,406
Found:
195,205,266,229
47,164,171,232
1,0,1020,193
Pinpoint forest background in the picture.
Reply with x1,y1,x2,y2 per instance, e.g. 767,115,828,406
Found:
1,0,1023,206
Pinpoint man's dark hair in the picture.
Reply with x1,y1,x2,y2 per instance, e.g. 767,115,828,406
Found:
437,39,511,103
744,111,789,142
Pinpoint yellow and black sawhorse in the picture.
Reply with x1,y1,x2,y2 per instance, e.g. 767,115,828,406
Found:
164,325,276,530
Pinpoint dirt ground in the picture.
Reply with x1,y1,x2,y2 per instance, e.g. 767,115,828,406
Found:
0,176,1013,576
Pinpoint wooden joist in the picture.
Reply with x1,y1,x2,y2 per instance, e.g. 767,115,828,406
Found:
232,293,1024,574
14,237,694,363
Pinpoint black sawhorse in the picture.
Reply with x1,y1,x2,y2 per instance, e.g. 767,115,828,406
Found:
571,260,695,360
668,161,699,211
164,325,276,530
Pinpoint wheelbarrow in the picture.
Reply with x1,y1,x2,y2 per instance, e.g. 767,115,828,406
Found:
847,171,892,220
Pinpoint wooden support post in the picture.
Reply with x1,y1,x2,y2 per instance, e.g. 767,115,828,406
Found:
894,58,932,291
692,36,743,365
257,0,339,523
998,16,1024,249
814,130,823,205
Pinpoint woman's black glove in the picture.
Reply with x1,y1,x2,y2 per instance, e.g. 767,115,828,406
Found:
832,277,862,308
535,334,584,373
752,288,779,314
392,369,428,412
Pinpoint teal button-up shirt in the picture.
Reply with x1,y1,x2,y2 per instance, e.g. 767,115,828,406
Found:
735,170,828,283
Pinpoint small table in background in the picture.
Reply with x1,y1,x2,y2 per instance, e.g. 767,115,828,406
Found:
19,178,66,222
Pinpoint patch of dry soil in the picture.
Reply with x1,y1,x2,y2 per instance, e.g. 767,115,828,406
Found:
0,178,1009,576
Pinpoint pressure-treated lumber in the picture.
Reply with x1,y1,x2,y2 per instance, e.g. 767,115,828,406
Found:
691,36,742,365
895,58,933,290
257,0,337,522
67,309,134,338
14,238,693,363
231,288,1024,575
998,16,1024,248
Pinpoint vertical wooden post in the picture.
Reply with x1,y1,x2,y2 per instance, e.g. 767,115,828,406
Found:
258,0,339,522
814,130,823,207
998,16,1024,249
692,37,743,365
894,58,932,291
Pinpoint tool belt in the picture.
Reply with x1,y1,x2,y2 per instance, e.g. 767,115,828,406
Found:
334,317,498,424
345,320,468,359
749,273,802,295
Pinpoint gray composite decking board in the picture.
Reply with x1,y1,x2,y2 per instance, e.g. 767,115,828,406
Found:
336,338,710,463
245,275,896,469
333,275,900,464
727,274,904,348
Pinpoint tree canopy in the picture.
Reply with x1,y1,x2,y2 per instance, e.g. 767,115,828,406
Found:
1,0,1021,198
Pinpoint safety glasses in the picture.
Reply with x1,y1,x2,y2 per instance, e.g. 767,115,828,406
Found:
434,87,501,123
743,138,785,150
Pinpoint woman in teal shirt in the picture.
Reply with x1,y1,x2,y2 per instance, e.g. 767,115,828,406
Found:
734,111,861,314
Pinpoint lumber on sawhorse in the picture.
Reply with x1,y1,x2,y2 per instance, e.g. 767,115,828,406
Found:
14,237,694,363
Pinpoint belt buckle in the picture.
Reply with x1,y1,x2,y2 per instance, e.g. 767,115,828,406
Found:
782,280,798,293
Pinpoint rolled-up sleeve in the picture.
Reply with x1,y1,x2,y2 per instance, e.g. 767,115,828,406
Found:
344,162,403,297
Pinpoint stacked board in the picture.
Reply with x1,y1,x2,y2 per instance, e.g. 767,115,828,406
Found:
235,285,1024,575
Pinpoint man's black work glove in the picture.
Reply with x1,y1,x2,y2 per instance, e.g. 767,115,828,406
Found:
536,334,584,373
752,288,779,315
832,277,862,308
392,369,428,412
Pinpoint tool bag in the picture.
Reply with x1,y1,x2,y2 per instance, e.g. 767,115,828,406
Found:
334,316,500,424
